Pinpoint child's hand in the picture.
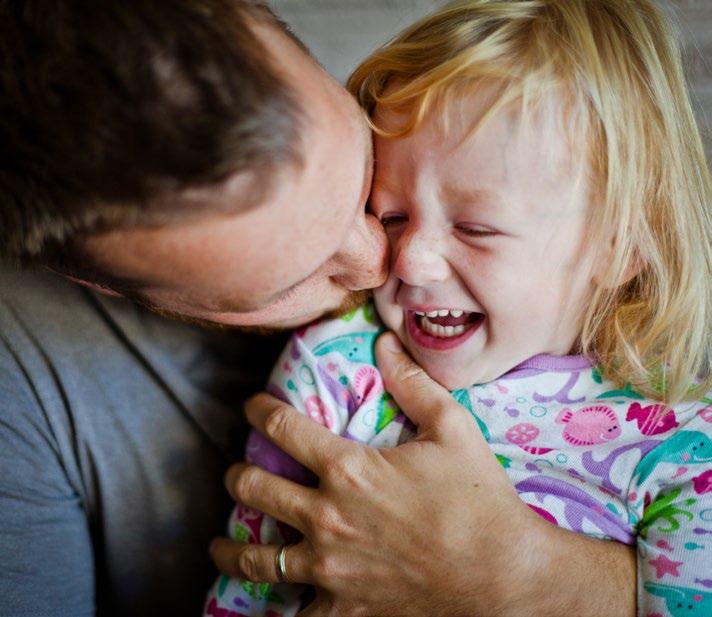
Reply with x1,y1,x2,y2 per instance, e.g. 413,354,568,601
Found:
210,332,635,617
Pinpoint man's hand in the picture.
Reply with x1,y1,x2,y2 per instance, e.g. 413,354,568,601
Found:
210,333,635,617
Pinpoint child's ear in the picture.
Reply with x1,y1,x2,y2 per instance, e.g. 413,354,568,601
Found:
592,246,643,288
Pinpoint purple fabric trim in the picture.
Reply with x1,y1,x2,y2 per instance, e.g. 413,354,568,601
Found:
500,354,593,380
515,475,635,545
244,383,318,486
245,431,317,486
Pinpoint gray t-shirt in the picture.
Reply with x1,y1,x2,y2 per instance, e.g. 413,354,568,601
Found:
0,268,286,617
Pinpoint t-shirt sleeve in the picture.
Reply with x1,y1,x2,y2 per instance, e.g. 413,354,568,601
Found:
634,406,712,617
0,347,95,617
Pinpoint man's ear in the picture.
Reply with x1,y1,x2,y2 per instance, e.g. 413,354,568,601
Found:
60,273,124,298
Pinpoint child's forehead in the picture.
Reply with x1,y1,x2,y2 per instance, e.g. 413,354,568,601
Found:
446,81,581,140
373,86,594,218
376,78,588,150
410,84,588,170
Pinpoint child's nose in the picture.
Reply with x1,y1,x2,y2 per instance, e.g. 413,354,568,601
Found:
392,229,450,286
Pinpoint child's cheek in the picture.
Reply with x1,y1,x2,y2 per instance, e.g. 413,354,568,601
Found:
373,282,402,332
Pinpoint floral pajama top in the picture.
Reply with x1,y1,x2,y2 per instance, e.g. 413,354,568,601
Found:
204,304,712,617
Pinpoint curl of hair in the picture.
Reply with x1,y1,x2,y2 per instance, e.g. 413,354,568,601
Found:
348,0,712,404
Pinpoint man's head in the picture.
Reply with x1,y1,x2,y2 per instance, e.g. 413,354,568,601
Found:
1,1,387,329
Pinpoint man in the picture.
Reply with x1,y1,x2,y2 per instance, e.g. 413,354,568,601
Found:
0,2,635,616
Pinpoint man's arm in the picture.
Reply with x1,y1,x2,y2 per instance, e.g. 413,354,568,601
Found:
0,350,95,617
211,333,635,617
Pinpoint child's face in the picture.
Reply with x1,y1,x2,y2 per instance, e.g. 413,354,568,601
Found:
371,91,599,389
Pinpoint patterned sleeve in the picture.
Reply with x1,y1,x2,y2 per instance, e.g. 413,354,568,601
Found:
634,400,712,617
203,304,385,617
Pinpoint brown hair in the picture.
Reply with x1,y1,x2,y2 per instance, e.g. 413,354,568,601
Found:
0,0,303,266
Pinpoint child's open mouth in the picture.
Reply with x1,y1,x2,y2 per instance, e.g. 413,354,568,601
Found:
406,309,484,351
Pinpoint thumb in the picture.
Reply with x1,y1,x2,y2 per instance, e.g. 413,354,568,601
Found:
375,332,465,435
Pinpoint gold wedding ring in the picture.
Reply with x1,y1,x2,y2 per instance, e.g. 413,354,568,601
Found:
275,543,292,583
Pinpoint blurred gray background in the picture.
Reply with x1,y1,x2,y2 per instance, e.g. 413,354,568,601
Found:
269,0,712,161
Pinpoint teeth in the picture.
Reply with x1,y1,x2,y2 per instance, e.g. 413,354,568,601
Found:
415,308,469,318
420,317,467,338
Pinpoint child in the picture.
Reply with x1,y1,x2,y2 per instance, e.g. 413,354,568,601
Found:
205,1,712,615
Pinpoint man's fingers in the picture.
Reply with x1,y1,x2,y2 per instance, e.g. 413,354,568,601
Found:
244,392,354,474
224,463,314,531
210,538,313,584
375,332,475,440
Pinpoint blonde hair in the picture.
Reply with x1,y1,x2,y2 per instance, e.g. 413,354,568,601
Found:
349,0,712,404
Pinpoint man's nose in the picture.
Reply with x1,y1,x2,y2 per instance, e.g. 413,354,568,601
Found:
392,228,450,287
332,213,389,290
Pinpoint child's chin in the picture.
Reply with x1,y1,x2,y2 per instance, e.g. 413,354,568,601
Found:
426,365,479,391
421,358,504,390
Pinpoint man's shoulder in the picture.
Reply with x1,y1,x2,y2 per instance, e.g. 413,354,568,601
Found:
0,268,120,458
0,265,281,456
0,267,181,444
0,265,82,300
0,266,93,393
0,267,137,396
0,266,99,340
0,265,200,372
0,273,245,617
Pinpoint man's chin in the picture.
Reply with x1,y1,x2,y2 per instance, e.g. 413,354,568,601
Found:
139,289,372,334
242,289,373,333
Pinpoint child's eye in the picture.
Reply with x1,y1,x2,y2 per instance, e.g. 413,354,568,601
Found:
455,224,498,237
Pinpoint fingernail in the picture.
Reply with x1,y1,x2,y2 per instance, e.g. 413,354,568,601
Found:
382,333,402,353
